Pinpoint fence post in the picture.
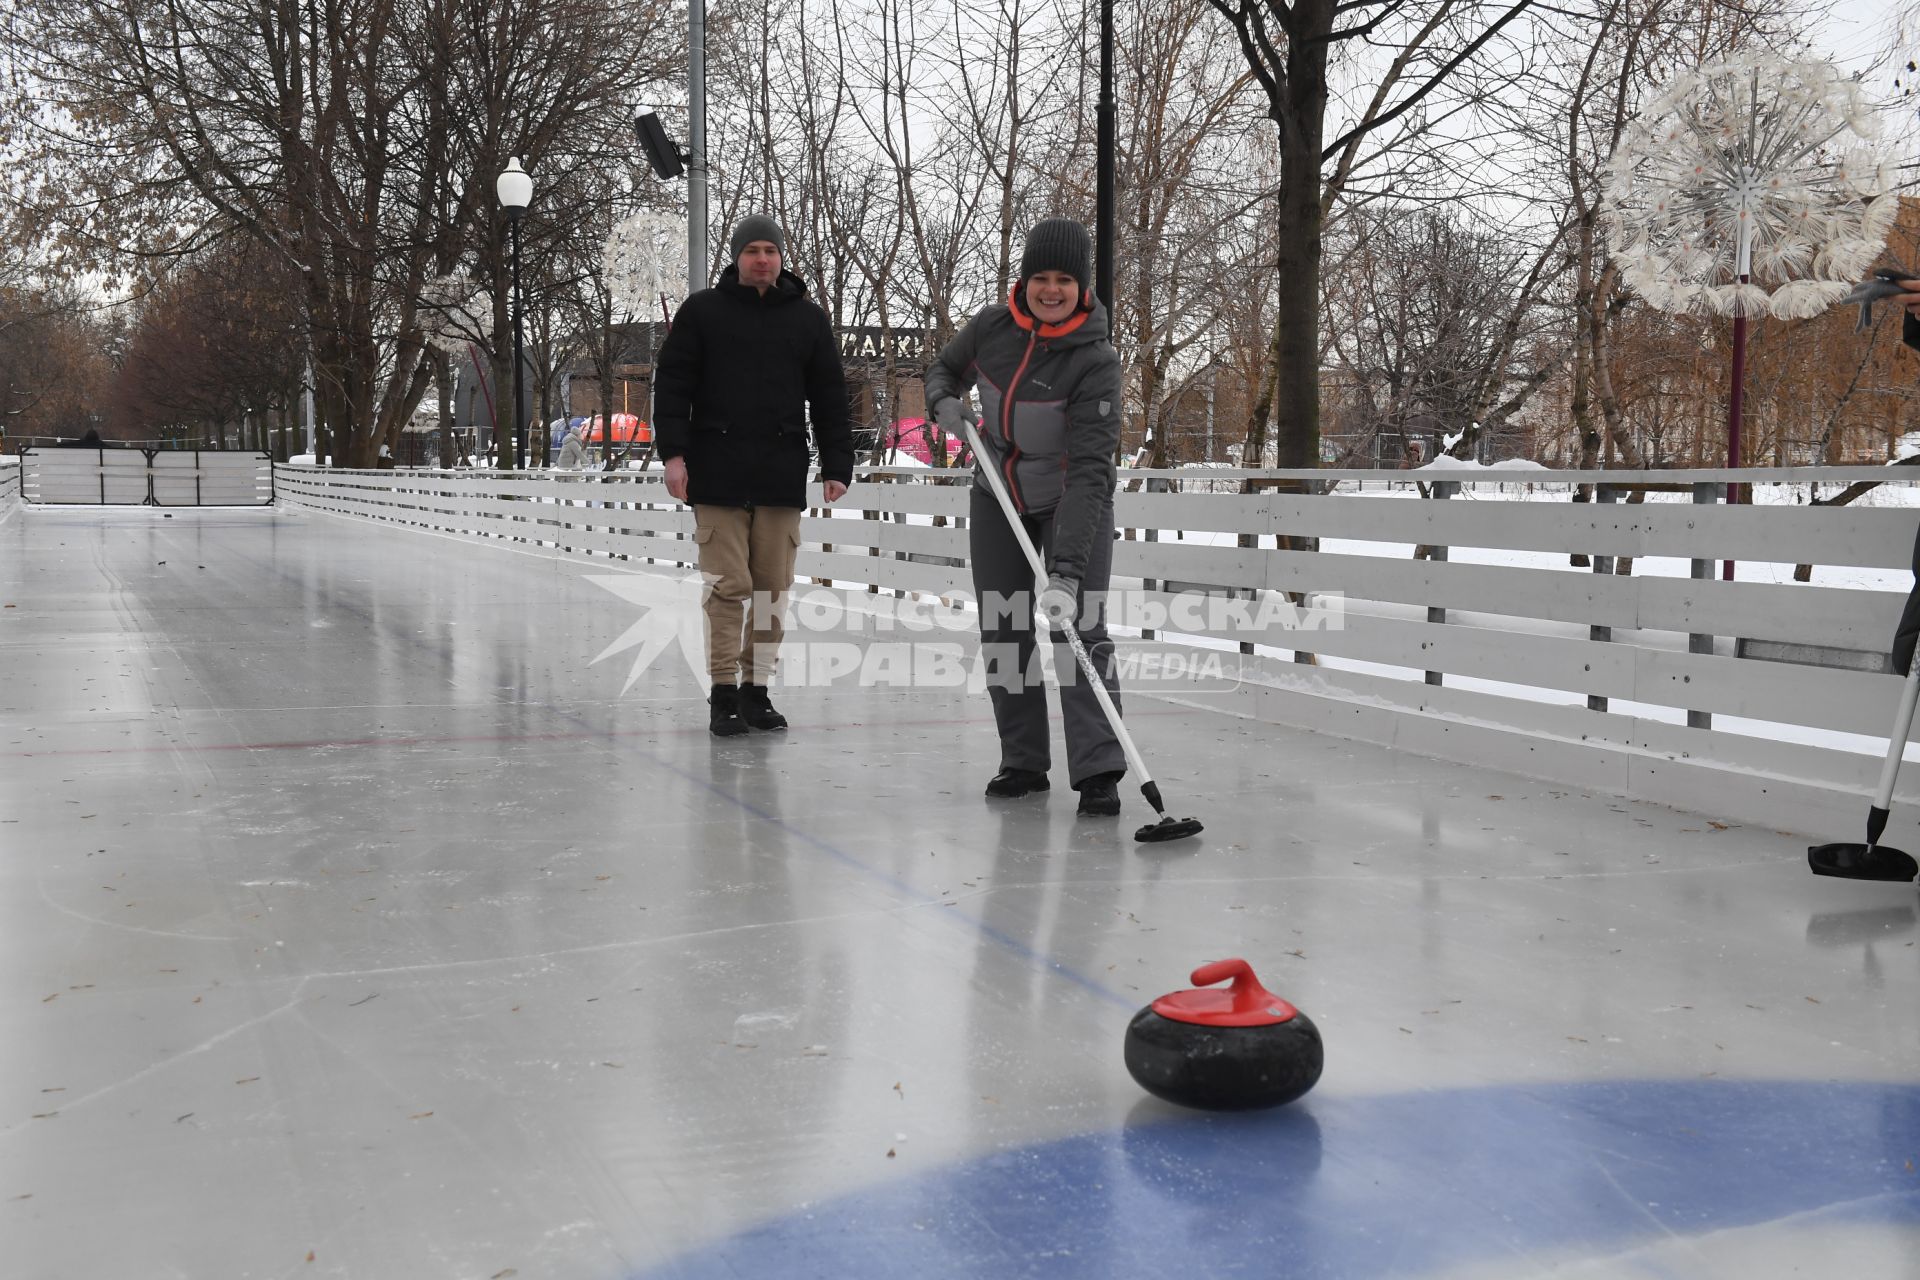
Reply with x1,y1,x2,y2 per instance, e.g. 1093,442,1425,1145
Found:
1587,482,1617,712
893,474,910,598
1688,481,1715,730
1423,480,1456,685
1285,476,1319,666
1142,474,1168,641
1238,475,1263,658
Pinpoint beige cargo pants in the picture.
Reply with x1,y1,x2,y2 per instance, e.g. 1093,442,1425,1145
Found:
693,504,804,684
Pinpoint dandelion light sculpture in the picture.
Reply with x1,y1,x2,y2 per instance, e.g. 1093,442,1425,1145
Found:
604,209,688,323
1603,54,1896,576
419,273,493,358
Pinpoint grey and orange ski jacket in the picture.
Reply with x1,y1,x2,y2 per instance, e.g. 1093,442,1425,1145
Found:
924,291,1123,583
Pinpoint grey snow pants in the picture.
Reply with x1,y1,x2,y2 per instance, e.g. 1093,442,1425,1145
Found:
968,483,1126,789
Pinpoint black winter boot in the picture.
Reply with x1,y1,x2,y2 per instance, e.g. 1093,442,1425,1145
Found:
985,767,1050,798
708,684,748,737
1075,771,1123,816
738,683,788,731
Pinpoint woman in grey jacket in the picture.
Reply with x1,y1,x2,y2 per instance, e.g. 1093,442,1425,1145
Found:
924,218,1129,816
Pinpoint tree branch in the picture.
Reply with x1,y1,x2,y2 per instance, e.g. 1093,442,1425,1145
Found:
1321,0,1536,159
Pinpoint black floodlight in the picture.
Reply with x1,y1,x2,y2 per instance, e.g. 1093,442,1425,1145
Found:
634,108,686,180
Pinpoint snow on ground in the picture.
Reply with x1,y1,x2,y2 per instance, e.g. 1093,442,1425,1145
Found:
1415,455,1550,471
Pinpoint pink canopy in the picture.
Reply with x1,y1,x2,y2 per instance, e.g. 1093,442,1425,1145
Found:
883,418,964,465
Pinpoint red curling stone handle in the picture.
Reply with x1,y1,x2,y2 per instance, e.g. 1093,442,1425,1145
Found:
1151,957,1300,1027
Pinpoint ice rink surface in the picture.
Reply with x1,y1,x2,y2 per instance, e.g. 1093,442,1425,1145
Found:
3,505,1916,1279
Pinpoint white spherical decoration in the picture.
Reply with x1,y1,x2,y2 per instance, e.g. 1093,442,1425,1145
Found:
1603,55,1898,320
603,210,689,316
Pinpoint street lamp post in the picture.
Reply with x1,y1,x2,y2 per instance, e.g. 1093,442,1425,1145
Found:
1095,0,1114,311
496,157,533,470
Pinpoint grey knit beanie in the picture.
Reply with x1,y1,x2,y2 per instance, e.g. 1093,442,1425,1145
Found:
730,214,785,261
1018,217,1092,294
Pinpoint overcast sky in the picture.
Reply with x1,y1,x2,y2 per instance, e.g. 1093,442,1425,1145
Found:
1807,0,1908,74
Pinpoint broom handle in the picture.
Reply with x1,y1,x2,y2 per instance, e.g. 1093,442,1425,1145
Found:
1874,657,1920,811
961,416,1151,786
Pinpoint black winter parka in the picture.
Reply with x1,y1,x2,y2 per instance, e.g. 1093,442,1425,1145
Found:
653,265,853,508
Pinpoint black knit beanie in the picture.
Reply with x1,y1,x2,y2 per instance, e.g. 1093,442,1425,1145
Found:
1018,218,1092,296
730,214,785,261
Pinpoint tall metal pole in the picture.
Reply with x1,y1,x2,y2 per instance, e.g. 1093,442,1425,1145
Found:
1724,310,1745,582
1724,218,1753,582
1095,0,1115,310
688,0,709,295
510,212,527,470
302,340,315,460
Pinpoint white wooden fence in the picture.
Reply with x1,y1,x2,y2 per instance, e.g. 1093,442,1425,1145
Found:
21,448,273,506
274,463,1920,837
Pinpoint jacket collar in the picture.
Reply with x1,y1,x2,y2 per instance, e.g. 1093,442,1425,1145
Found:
1008,286,1093,340
718,263,808,303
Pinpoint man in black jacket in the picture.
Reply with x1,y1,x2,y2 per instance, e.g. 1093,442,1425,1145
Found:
654,215,854,736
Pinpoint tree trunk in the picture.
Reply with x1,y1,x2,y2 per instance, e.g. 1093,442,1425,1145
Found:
1270,26,1328,471
1241,329,1277,471
436,352,457,469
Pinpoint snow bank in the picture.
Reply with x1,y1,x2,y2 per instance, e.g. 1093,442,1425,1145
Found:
1415,456,1551,472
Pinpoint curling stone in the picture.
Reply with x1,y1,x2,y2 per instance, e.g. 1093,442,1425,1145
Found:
1124,958,1322,1111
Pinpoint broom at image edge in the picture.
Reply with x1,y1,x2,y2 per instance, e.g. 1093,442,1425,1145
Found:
958,412,1204,844
1809,521,1920,883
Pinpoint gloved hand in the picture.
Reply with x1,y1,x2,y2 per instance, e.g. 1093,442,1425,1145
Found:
1036,573,1080,631
932,397,968,436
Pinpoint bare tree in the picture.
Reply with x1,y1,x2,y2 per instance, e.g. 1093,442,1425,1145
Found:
1105,0,1262,466
114,237,305,450
1202,0,1540,468
1324,205,1568,467
11,0,673,470
0,280,114,445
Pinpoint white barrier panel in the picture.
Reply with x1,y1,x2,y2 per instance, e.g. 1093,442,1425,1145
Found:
23,447,150,503
22,448,272,506
151,451,274,506
274,463,1920,837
